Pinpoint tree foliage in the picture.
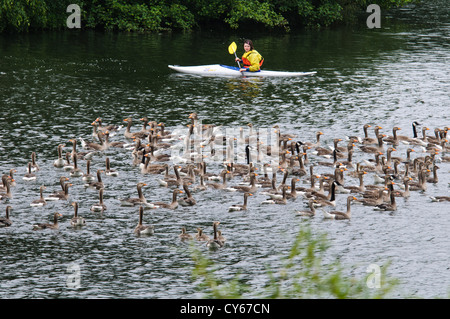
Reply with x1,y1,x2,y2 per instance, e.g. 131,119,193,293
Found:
0,0,420,33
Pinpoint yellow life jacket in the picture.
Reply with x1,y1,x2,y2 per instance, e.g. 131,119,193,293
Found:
242,50,264,72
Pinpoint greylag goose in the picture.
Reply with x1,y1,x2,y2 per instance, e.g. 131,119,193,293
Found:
53,144,66,168
82,160,95,182
45,183,72,201
23,162,37,181
0,206,12,227
30,185,47,207
195,228,210,241
134,206,154,236
206,221,224,249
178,183,196,206
30,151,40,172
228,192,252,211
295,199,317,217
179,227,193,241
70,202,86,227
374,183,397,211
32,212,63,230
90,188,107,212
84,169,104,190
151,189,183,209
119,182,155,208
0,179,12,200
69,153,83,177
323,196,356,220
105,157,119,177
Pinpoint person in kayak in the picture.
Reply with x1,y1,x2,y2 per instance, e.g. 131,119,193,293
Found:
235,39,264,72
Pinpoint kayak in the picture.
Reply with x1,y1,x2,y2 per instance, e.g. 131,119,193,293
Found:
168,64,316,77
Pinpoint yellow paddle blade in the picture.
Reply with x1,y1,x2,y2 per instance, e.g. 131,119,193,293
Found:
228,42,237,54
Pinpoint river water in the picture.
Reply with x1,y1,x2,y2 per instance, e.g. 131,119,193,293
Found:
0,1,449,298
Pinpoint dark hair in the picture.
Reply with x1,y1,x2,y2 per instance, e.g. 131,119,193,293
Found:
244,39,254,50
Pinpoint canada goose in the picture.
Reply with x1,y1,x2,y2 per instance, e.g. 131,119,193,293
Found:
30,185,46,207
323,196,356,220
152,189,183,209
179,227,193,241
295,199,317,217
23,162,37,181
91,188,107,212
178,183,196,206
53,144,66,168
71,202,86,227
206,221,224,249
0,206,12,227
228,192,252,211
105,157,119,177
195,228,210,241
32,212,63,230
134,206,154,236
310,181,340,207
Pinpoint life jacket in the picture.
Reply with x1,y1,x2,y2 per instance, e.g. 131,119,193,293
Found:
242,50,264,71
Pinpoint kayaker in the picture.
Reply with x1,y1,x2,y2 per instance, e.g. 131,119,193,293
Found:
235,39,264,72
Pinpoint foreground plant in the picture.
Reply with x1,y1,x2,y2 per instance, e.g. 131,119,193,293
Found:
191,224,399,299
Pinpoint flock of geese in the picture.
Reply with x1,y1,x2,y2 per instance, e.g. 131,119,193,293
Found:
1,114,449,249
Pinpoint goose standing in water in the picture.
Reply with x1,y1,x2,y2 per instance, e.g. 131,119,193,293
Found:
91,188,107,212
323,196,357,220
32,212,63,230
134,206,154,236
206,221,224,249
0,206,12,227
71,202,86,227
53,144,66,168
30,185,47,207
228,192,252,211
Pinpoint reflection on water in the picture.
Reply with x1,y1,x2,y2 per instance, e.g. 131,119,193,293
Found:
0,2,450,299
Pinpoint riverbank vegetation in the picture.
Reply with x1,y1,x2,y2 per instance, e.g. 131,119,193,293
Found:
0,0,420,33
191,224,400,298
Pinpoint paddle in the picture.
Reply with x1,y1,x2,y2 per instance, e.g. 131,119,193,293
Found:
228,42,241,69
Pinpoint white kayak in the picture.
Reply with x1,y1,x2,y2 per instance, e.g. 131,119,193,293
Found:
168,64,316,77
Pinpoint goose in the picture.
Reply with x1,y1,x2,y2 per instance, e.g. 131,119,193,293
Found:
123,117,148,140
0,206,12,227
179,227,193,241
90,188,107,212
316,149,341,167
103,130,127,148
63,152,75,171
310,181,339,207
207,171,230,190
45,177,70,201
70,202,86,227
301,131,324,148
228,192,252,211
119,182,155,207
426,165,439,184
261,186,288,205
151,189,183,209
158,165,182,187
323,196,356,220
178,183,196,207
80,132,107,151
0,179,12,200
206,221,224,249
359,134,386,154
95,117,122,134
141,152,167,175
30,151,40,172
69,139,96,161
229,173,258,193
0,175,12,192
53,144,66,168
356,187,388,206
383,126,402,145
295,199,317,217
374,183,397,211
343,171,367,193
105,157,119,177
32,212,63,230
195,228,210,241
391,148,415,164
45,183,73,201
145,145,171,162
362,125,383,145
7,169,17,187
291,153,307,176
134,206,154,236
193,175,207,192
392,177,412,198
346,124,371,144
285,178,300,200
408,169,429,192
23,162,37,181
30,185,47,207
84,169,104,190
429,196,450,202
82,160,95,182
69,153,84,177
